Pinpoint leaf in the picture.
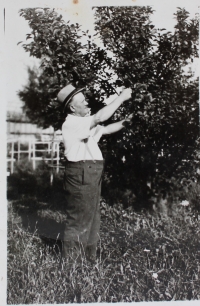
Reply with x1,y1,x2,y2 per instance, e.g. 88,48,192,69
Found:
165,291,172,299
53,29,61,36
17,41,23,45
120,263,124,274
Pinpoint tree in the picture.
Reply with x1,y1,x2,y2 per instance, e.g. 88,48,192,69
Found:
18,8,114,130
19,6,199,206
93,6,199,205
18,66,57,128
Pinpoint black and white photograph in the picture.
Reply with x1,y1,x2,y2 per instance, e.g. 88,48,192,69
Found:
1,0,200,304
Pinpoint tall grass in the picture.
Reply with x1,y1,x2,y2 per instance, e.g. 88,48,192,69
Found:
7,199,200,304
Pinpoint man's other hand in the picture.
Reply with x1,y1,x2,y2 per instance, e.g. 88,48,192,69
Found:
119,88,132,102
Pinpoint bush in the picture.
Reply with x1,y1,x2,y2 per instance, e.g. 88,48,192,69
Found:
7,158,64,200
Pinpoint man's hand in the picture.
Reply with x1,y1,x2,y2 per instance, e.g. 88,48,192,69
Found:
90,87,132,129
103,113,133,135
119,88,132,102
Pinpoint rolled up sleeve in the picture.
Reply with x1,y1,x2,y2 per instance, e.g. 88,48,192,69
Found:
75,115,94,140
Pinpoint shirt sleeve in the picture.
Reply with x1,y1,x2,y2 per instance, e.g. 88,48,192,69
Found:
64,115,94,141
91,125,105,142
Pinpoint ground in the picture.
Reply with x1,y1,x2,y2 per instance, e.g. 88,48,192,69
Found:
7,196,200,304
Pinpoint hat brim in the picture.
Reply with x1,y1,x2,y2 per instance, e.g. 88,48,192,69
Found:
62,87,85,112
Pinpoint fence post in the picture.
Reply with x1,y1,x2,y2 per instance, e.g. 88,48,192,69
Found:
11,140,14,174
56,142,59,174
28,140,31,160
50,130,56,185
18,140,20,161
32,142,36,170
48,142,51,154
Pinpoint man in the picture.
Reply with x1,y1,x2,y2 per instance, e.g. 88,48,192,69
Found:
57,84,132,264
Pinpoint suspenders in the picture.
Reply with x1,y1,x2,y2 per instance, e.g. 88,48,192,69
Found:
83,138,96,163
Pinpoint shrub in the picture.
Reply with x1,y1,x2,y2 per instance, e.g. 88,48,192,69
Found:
7,158,64,200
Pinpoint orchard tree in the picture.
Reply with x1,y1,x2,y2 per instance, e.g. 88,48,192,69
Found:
93,6,199,205
18,6,199,206
18,7,114,129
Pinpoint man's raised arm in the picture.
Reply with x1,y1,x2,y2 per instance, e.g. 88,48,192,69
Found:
90,88,132,129
102,114,133,135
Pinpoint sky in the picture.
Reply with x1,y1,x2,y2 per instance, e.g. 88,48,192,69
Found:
2,0,199,112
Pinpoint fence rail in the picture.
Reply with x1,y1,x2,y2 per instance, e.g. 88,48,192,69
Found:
7,139,63,178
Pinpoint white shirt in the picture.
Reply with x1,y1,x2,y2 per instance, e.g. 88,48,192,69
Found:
62,114,104,161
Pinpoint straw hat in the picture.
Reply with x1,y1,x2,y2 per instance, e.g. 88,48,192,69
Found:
57,84,85,112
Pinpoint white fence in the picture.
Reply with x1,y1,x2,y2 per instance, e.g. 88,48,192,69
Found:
7,139,64,180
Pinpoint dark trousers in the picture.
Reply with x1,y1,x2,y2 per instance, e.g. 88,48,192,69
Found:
62,160,104,262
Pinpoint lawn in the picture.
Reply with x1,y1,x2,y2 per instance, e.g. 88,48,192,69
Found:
7,195,200,304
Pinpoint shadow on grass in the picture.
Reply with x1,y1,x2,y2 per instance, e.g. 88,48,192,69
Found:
7,159,68,244
8,192,68,240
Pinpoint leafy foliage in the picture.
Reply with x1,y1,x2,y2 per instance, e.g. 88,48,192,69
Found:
18,7,199,204
18,8,113,129
93,6,199,204
18,67,58,128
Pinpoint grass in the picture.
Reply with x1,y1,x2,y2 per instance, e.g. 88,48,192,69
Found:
7,197,200,304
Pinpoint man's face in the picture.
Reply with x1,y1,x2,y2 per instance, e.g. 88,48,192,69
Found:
70,92,91,117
